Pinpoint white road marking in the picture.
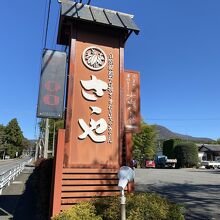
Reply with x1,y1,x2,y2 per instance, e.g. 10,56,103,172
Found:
12,181,23,184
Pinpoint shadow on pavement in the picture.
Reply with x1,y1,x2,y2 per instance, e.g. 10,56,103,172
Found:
136,182,220,220
0,169,38,220
0,195,18,219
13,172,38,220
0,159,53,220
189,169,220,175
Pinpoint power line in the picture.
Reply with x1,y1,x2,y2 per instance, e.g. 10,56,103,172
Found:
44,0,52,49
147,118,220,121
35,0,50,141
68,0,92,4
41,0,49,50
52,3,61,49
34,117,38,140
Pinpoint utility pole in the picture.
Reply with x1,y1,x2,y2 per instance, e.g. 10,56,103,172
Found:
52,121,55,157
44,118,49,159
3,140,7,160
35,142,39,161
2,149,5,160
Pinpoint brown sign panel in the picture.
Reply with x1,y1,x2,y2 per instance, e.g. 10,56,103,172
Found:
64,29,121,168
37,50,66,119
123,70,140,133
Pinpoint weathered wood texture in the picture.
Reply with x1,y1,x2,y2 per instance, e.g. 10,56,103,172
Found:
51,13,138,217
50,129,65,216
60,168,125,210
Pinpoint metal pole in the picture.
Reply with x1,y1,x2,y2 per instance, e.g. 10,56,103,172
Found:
44,118,49,159
2,149,5,160
3,141,7,160
35,142,39,161
39,143,42,158
52,121,55,157
120,189,126,220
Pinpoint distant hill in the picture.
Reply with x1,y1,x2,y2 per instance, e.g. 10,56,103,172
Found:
155,125,214,143
28,139,37,146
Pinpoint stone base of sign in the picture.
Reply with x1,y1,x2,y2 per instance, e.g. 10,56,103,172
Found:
50,129,133,217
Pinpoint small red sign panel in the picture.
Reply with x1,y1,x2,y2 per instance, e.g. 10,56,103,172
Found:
124,71,140,133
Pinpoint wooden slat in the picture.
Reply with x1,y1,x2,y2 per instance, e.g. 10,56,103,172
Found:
62,174,118,180
62,179,118,185
62,185,119,191
63,168,118,174
61,197,94,204
60,168,121,209
60,194,119,212
61,191,121,198
61,204,74,211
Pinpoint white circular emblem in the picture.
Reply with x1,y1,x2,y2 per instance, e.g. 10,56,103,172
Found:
82,46,107,71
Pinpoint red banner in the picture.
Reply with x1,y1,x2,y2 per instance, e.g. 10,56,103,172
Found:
124,70,140,133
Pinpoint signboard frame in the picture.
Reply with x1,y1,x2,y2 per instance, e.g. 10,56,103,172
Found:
37,49,66,119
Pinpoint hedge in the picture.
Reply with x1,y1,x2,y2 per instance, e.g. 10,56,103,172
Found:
174,143,198,168
52,193,185,220
52,202,102,220
162,139,183,159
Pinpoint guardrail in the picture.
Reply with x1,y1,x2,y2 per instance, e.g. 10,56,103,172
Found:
0,158,32,194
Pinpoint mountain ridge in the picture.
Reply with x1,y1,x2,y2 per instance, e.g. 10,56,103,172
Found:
155,125,214,143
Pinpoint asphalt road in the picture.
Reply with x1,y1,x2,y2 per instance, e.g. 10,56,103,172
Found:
0,158,30,175
135,168,220,220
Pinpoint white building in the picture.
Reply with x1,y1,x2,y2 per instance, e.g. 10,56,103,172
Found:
197,144,220,161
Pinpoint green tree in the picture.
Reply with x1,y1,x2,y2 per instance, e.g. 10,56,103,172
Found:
174,142,198,168
133,122,157,164
163,139,183,158
5,118,24,158
21,137,31,149
0,124,6,148
48,119,64,148
216,138,220,144
5,118,23,147
38,118,64,154
6,144,19,158
0,125,6,158
19,137,32,156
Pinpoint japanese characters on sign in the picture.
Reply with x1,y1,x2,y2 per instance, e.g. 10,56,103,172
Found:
78,46,114,144
124,71,140,133
107,53,114,144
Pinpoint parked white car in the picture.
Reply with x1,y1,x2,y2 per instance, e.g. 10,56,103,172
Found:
202,160,220,169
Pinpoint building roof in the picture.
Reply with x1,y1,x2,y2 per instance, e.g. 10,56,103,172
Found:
60,1,140,34
199,144,220,152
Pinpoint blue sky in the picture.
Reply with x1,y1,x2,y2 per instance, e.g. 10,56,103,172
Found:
0,0,220,140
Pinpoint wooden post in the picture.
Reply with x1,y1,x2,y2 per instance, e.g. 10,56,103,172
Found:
126,133,133,167
50,129,65,216
50,1,140,216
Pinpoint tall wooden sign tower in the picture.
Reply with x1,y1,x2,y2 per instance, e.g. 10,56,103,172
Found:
51,1,140,216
